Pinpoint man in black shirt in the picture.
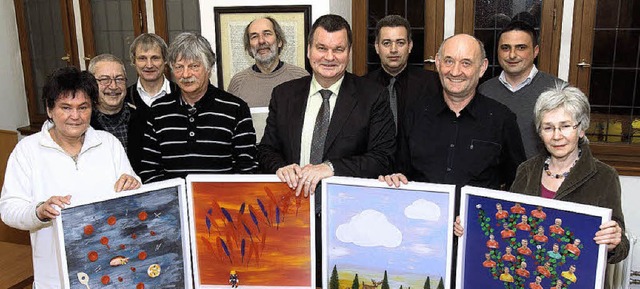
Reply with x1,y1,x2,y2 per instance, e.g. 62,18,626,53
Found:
365,15,440,134
382,33,525,191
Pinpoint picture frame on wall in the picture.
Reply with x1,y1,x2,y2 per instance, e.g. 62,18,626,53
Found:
54,178,192,289
322,176,456,289
186,174,315,288
213,5,311,90
457,186,612,289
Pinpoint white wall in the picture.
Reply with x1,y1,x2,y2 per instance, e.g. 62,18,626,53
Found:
620,176,640,269
0,2,29,132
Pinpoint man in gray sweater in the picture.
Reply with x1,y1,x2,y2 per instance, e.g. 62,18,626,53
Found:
479,20,564,158
228,16,308,107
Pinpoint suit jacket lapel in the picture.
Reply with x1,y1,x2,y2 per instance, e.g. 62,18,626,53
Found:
325,73,357,154
288,78,311,161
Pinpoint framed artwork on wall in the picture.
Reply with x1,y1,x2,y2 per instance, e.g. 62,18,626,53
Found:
457,186,612,289
54,178,192,289
322,177,456,289
213,5,311,90
186,174,314,288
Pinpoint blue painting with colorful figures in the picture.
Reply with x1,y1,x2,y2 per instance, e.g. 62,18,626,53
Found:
462,193,603,289
60,186,187,288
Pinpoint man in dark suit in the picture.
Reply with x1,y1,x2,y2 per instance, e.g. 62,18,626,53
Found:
365,15,440,133
257,14,395,288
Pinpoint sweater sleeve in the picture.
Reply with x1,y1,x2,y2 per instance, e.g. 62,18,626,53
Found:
0,143,49,231
138,112,166,183
605,169,630,264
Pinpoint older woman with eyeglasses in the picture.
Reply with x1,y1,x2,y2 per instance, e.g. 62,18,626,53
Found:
510,85,629,266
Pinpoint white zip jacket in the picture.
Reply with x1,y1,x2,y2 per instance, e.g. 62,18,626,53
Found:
0,121,138,289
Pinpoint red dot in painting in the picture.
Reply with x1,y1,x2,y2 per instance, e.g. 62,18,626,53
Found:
107,216,117,226
101,275,110,285
100,236,109,245
130,267,136,272
118,277,123,282
87,251,98,262
138,211,148,221
138,251,147,260
119,244,126,249
84,225,94,235
131,233,137,239
150,231,156,236
136,282,145,289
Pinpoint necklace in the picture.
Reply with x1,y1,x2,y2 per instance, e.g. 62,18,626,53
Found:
543,148,582,179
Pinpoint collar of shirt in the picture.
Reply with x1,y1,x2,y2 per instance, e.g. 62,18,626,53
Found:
309,74,344,98
251,60,284,73
433,90,481,120
136,77,172,106
498,65,538,92
381,65,409,86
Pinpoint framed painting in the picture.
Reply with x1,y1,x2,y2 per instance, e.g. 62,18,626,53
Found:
322,177,456,289
214,5,311,90
186,174,314,288
457,186,612,289
54,178,192,289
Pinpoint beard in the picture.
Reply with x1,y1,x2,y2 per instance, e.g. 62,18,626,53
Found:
252,43,278,66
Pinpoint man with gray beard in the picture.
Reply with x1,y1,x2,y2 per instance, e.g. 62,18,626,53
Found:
227,16,308,107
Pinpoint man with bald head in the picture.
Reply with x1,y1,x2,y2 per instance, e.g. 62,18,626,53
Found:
381,33,526,289
384,34,525,192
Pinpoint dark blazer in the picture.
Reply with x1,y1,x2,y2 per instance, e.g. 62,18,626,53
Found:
258,72,396,178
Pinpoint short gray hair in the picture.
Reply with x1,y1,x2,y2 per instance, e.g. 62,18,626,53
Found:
88,53,126,75
534,84,590,134
167,32,216,72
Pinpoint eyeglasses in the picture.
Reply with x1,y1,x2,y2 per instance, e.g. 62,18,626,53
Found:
96,77,127,86
540,122,581,135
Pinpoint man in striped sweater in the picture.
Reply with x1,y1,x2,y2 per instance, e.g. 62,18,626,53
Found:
139,32,258,183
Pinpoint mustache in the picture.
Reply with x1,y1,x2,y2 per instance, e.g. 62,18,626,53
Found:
179,77,197,83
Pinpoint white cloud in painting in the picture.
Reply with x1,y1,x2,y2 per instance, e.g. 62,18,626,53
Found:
409,243,435,255
404,199,440,221
330,246,350,258
336,209,402,247
337,192,355,200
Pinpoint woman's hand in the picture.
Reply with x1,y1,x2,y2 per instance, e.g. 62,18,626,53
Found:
594,220,623,251
36,195,71,221
114,174,141,192
377,173,409,187
454,216,464,237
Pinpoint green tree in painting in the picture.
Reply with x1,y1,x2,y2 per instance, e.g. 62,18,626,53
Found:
436,277,444,289
330,265,339,289
351,273,360,289
381,270,390,289
424,276,431,289
400,286,403,289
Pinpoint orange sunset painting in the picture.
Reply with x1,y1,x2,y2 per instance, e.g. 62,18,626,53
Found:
188,176,313,288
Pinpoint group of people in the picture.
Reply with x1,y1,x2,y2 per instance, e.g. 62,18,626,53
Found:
0,12,629,289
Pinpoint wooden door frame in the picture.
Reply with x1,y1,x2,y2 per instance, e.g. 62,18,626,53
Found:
455,0,563,77
14,0,79,134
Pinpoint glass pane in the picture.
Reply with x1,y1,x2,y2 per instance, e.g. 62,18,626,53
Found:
90,0,136,87
24,0,69,114
473,0,542,80
388,0,404,16
592,30,615,67
408,28,424,64
588,0,640,143
614,30,639,68
407,0,425,27
165,0,201,42
368,0,386,26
